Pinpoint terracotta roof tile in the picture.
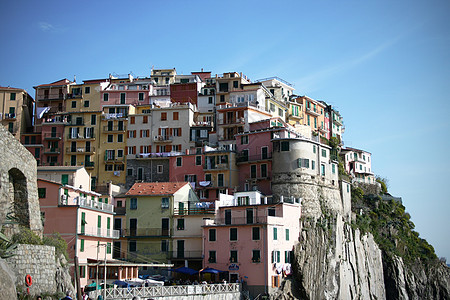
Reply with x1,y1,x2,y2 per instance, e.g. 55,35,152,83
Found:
125,182,189,196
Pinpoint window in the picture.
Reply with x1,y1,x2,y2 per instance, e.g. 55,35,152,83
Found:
230,250,238,263
177,219,185,230
298,158,310,168
128,130,136,138
130,198,137,210
259,164,267,178
61,174,69,185
117,134,123,143
172,128,181,136
10,93,16,100
230,228,238,241
208,96,213,104
286,229,290,241
332,164,336,174
103,93,109,101
273,227,278,240
272,275,280,288
250,165,257,178
38,188,46,198
176,157,182,167
321,164,326,176
195,156,202,165
271,250,281,263
85,87,90,94
161,197,169,209
127,168,133,176
71,101,76,108
129,240,136,252
91,114,96,125
8,122,13,133
105,164,113,171
218,173,224,187
138,92,144,101
252,250,261,263
285,250,293,263
127,146,136,154
281,141,290,151
107,135,113,143
157,165,163,174
312,160,315,170
120,93,126,104
208,251,216,263
205,173,212,182
233,81,239,88
173,112,179,120
220,95,225,102
241,135,248,144
322,149,327,157
313,145,316,153
209,229,216,241
142,115,148,124
252,227,260,240
141,129,149,137
268,207,276,216
161,240,168,252
161,112,167,121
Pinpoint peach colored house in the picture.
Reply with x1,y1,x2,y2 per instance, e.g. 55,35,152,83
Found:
202,191,301,297
37,179,138,287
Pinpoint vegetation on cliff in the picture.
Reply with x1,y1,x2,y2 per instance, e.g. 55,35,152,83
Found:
350,182,437,264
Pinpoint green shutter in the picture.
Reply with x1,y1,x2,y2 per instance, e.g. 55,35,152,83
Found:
80,239,85,252
61,174,69,185
273,227,277,240
107,217,110,230
81,212,85,234
98,216,101,228
286,229,289,241
107,242,111,254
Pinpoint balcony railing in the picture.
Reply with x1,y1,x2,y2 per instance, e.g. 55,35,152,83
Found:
102,113,128,120
2,113,16,120
59,195,114,213
203,163,229,170
123,228,172,237
103,125,126,132
43,132,62,140
66,147,95,154
67,133,95,140
218,118,245,126
236,153,272,163
212,215,276,226
44,147,61,154
306,107,320,116
167,250,203,259
153,135,173,142
104,156,124,162
80,226,119,239
37,95,66,101
173,207,215,215
114,207,126,215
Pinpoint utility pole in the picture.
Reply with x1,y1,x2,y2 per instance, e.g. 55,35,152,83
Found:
74,256,82,300
104,244,107,300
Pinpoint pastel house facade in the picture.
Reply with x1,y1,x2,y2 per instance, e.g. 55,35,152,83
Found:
202,191,301,297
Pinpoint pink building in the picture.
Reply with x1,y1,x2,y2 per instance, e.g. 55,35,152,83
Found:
202,191,301,297
235,118,295,195
37,179,137,287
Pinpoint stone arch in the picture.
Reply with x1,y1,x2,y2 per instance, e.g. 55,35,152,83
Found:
4,168,30,236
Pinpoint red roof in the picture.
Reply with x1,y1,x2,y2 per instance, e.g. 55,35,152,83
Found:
126,182,189,196
34,79,73,88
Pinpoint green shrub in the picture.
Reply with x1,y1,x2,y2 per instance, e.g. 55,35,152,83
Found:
43,232,68,261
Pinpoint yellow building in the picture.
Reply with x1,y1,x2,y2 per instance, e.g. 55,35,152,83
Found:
289,96,326,138
0,86,34,140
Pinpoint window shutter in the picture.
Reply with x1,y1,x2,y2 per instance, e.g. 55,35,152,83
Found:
140,130,142,138
127,131,130,138
125,147,128,155
170,128,173,136
166,145,172,152
179,128,182,135
158,128,161,135
148,145,151,152
156,145,160,152
133,146,136,154
140,146,143,153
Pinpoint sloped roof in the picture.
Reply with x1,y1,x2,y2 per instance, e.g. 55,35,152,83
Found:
33,79,73,88
126,182,189,196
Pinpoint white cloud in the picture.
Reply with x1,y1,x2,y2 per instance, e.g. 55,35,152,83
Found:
38,22,65,33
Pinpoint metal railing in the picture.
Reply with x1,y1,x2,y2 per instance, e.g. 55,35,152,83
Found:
67,133,95,140
213,216,276,226
43,132,62,139
102,113,128,120
103,125,126,132
236,153,272,163
44,147,60,154
66,147,95,154
80,226,119,239
173,207,215,215
153,135,173,142
59,195,114,213
90,283,241,299
123,228,171,237
167,250,203,259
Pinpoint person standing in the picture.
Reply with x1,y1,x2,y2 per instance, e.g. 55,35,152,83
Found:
62,291,73,300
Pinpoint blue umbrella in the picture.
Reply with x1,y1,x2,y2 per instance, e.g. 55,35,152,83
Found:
170,266,199,275
200,267,225,274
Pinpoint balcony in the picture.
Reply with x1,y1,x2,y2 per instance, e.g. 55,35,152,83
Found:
306,107,320,116
210,215,277,226
167,250,203,259
103,125,126,132
2,113,16,120
289,113,303,120
236,153,272,163
80,226,119,239
68,120,84,126
114,206,126,215
84,161,95,169
218,118,245,126
37,95,65,101
60,194,114,213
67,133,95,140
102,113,127,120
43,132,62,140
333,116,343,126
44,147,61,154
67,92,82,99
66,147,96,154
173,207,215,216
203,163,229,171
104,156,124,162
123,228,172,237
153,135,173,143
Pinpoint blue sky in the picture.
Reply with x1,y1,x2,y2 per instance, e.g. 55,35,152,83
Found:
1,0,449,259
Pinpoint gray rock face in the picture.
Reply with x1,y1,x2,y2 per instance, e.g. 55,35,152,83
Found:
0,258,17,299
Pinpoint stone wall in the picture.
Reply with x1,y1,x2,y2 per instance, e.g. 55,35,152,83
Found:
126,158,170,188
6,244,57,295
0,126,42,237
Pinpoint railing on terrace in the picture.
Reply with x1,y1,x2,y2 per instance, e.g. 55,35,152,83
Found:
173,207,215,215
2,113,16,120
167,250,203,259
66,147,96,153
236,153,272,163
103,125,127,132
123,228,172,237
59,195,114,213
90,283,241,300
212,216,274,226
153,135,173,142
80,226,119,239
43,132,62,139
102,113,128,120
67,133,95,139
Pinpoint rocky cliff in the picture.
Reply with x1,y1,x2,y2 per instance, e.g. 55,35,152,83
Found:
271,178,450,300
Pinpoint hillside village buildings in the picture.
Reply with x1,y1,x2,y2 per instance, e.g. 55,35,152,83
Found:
2,68,380,297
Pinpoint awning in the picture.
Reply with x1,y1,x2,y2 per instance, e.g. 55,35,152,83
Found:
37,107,50,119
169,266,199,275
200,268,226,274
